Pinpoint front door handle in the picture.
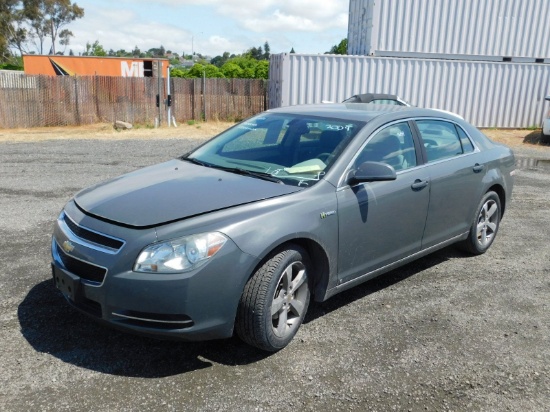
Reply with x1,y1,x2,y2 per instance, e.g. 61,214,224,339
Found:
411,179,429,190
473,163,485,173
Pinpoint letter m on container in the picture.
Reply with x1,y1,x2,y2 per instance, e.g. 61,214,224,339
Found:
121,61,144,77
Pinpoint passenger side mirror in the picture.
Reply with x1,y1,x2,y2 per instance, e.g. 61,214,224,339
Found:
348,161,397,184
545,95,550,102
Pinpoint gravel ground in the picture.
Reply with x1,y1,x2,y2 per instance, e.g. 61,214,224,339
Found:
0,132,549,411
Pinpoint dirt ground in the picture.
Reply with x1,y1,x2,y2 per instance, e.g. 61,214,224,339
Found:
1,121,549,150
0,122,230,143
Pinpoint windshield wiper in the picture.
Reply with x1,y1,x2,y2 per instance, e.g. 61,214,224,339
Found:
219,167,283,184
180,157,210,167
179,159,283,184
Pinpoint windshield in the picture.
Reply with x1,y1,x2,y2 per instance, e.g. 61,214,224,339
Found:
186,113,365,187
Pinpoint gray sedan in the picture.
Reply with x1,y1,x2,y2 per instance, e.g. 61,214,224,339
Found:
51,103,515,351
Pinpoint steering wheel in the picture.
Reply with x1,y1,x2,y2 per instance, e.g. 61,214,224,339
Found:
423,139,438,148
316,152,333,164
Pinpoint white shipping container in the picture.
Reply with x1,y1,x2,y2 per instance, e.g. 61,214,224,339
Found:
268,53,550,128
348,0,550,59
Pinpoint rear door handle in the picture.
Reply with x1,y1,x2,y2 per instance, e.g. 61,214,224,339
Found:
411,179,429,190
473,163,485,173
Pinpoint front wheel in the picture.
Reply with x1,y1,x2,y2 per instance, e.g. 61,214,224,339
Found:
236,245,311,352
460,191,501,255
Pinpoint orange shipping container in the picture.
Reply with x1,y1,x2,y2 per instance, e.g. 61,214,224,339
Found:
23,55,169,77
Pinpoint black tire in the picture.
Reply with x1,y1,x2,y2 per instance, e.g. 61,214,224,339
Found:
541,131,550,144
236,245,311,352
460,191,501,255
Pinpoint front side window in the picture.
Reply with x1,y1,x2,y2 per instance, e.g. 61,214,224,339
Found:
416,120,473,162
187,113,365,187
355,122,417,171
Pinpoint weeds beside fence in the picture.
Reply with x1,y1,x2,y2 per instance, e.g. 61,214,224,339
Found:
0,72,268,128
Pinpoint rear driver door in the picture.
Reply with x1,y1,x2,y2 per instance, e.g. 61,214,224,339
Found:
414,119,485,249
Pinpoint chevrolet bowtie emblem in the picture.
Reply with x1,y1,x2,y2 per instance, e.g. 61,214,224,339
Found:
62,240,75,253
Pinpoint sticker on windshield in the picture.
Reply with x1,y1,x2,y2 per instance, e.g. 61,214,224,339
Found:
237,122,258,131
325,124,355,131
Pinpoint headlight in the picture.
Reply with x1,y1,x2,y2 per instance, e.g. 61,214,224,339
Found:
134,232,227,273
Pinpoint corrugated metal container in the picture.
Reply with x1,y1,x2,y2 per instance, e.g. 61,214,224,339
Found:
0,70,36,88
268,53,550,128
347,0,375,55
348,0,550,59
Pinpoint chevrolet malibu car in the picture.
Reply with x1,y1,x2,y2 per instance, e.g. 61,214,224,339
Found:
51,103,515,352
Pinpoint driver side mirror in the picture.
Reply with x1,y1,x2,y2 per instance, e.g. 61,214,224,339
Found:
347,161,397,184
545,95,550,102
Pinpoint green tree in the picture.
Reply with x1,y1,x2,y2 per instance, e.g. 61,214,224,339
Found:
184,63,224,78
147,45,165,57
326,38,348,55
255,60,269,79
220,61,243,78
202,64,224,78
0,54,24,70
211,51,231,68
1,1,29,61
0,1,15,60
170,67,187,78
24,0,84,54
262,41,270,61
58,28,72,53
219,56,268,79
82,39,106,56
246,45,263,60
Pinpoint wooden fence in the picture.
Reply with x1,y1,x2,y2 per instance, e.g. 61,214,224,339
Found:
0,73,268,128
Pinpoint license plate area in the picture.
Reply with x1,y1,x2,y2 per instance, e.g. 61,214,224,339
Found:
52,264,82,302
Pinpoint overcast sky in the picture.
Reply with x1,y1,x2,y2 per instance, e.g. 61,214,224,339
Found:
59,0,349,57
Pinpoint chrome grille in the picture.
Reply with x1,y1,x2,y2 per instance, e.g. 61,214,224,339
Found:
63,213,124,250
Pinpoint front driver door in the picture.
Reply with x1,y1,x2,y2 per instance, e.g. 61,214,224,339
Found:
336,121,430,285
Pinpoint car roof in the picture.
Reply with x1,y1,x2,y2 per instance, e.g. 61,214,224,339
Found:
267,103,455,123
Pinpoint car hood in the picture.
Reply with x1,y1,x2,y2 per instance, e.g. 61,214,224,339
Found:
74,159,301,227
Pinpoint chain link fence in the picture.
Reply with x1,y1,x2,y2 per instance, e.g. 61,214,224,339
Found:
0,72,268,128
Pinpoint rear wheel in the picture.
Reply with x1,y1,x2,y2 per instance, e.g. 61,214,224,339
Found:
236,245,310,352
460,191,501,255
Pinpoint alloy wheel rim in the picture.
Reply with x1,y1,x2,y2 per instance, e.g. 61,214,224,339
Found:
476,199,498,247
271,262,308,338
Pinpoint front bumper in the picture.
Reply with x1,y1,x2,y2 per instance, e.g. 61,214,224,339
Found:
51,205,258,341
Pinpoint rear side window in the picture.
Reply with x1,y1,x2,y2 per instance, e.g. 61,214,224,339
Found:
416,120,472,162
456,125,475,153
